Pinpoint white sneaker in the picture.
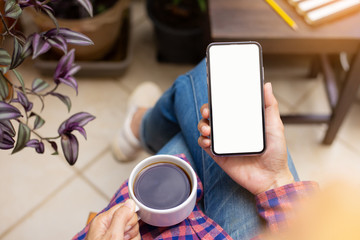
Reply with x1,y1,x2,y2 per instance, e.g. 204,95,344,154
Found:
112,82,162,162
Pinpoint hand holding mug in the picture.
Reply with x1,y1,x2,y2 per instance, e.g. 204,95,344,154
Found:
87,154,197,240
198,83,294,195
86,199,140,240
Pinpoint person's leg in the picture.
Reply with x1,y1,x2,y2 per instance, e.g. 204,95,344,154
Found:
152,131,299,240
139,60,208,180
156,133,195,169
138,60,259,239
139,59,300,239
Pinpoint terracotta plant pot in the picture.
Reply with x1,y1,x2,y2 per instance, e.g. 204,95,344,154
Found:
26,0,131,60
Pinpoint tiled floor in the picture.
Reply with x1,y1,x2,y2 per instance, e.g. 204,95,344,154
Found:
1,1,360,239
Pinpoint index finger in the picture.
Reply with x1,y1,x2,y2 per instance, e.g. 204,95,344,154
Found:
106,200,136,239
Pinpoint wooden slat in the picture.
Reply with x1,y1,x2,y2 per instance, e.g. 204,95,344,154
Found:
281,114,330,124
320,54,338,109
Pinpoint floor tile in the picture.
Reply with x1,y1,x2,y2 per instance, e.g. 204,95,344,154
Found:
0,148,74,236
117,12,194,92
131,0,147,26
83,151,150,199
337,104,360,153
1,177,108,240
263,55,321,109
24,76,130,169
267,75,321,110
285,125,360,185
295,77,331,114
277,98,293,115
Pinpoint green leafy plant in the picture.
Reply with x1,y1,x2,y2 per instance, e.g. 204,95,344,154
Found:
0,0,95,165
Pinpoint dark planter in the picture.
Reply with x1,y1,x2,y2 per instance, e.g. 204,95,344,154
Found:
146,0,209,64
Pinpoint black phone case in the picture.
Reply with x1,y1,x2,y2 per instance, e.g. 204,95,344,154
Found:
206,41,266,156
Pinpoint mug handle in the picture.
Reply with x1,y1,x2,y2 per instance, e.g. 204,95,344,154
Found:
134,204,141,220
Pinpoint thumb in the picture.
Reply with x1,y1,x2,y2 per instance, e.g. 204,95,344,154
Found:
105,199,136,239
264,82,283,128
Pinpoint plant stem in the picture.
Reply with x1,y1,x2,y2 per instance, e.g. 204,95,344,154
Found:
12,81,58,112
6,19,19,32
13,85,32,94
43,84,59,96
18,119,60,142
2,72,12,85
25,111,29,125
29,127,45,141
43,136,61,140
0,14,25,43
0,14,10,35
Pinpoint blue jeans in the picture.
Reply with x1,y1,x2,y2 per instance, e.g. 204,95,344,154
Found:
139,59,300,240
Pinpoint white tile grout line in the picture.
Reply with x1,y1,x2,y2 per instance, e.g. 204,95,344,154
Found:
274,94,296,113
75,145,113,201
338,137,360,156
292,77,328,112
116,80,133,94
263,71,320,112
132,10,148,29
0,146,111,239
0,173,77,239
131,0,148,30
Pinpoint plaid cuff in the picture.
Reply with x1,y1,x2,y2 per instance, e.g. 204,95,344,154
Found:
256,181,319,232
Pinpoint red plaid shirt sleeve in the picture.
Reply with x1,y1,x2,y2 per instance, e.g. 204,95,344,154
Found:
255,181,319,233
72,152,318,240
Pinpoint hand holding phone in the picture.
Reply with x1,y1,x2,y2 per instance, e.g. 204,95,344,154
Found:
198,83,294,195
200,42,294,194
206,42,266,156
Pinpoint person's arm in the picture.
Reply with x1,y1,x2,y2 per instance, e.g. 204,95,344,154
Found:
198,82,321,235
255,181,319,233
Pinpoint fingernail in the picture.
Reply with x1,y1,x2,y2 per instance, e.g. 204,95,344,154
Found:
268,82,273,92
201,126,209,133
124,199,135,211
124,234,131,240
203,138,211,145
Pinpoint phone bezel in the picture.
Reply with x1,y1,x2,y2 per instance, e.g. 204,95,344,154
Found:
206,41,266,156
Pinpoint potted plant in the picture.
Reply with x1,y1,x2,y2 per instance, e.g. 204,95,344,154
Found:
26,0,131,61
147,0,210,64
0,0,96,166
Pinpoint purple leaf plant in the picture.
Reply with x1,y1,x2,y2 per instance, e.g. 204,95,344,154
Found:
0,0,95,165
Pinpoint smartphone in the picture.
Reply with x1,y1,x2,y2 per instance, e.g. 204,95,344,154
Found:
206,42,266,156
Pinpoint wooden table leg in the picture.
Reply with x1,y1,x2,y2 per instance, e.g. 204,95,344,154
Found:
308,55,320,78
323,49,360,144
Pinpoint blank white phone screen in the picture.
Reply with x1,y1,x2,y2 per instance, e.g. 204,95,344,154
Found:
208,43,265,155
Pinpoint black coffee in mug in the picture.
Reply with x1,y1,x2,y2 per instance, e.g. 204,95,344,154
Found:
133,162,191,210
